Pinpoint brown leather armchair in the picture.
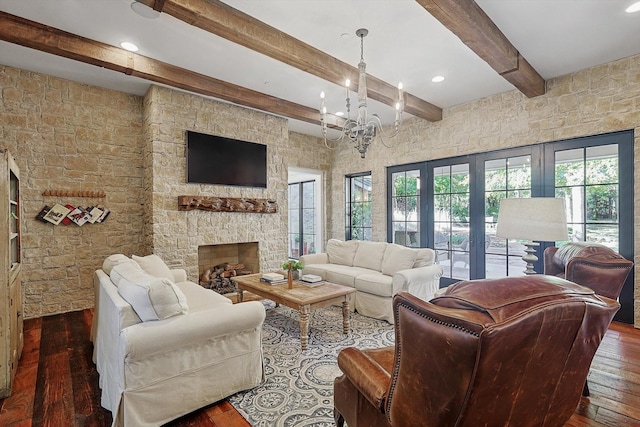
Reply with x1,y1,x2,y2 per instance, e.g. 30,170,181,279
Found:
544,241,633,396
334,276,619,427
543,242,633,300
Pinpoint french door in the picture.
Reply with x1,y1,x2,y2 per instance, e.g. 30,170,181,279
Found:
387,130,634,322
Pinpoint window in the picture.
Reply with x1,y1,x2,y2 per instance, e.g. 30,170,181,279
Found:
390,168,421,247
288,181,316,259
346,173,372,241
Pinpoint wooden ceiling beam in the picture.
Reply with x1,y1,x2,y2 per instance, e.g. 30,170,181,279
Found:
415,0,545,97
0,11,344,129
136,0,443,122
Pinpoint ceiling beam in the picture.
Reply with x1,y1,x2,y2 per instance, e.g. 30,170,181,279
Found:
0,11,344,129
415,0,545,98
136,0,443,122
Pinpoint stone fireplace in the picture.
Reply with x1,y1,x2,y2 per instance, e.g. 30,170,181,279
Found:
141,85,292,283
198,242,260,279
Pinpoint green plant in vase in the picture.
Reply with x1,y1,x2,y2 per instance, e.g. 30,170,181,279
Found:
282,260,303,279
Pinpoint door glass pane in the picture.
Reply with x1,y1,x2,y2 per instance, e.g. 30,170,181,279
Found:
434,164,470,280
485,154,531,277
391,169,420,246
555,144,618,250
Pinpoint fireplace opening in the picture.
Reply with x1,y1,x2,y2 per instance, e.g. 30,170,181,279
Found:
198,242,259,294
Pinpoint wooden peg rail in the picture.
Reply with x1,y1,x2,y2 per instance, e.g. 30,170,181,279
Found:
43,190,106,198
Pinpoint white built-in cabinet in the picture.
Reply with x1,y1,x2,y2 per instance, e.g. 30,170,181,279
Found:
0,150,23,397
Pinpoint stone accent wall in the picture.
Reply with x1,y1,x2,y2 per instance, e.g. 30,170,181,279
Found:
141,85,291,280
0,65,144,318
328,54,640,324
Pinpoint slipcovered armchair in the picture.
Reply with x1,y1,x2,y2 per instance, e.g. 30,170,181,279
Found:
334,276,619,427
543,241,633,300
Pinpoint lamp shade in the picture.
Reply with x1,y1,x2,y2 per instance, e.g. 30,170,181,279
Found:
496,198,569,242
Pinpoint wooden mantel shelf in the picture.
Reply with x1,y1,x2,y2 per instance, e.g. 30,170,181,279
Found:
178,196,278,213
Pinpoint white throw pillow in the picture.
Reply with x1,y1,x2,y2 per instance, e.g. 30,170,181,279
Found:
110,260,149,288
102,254,131,276
132,254,174,281
118,276,189,322
326,239,359,266
382,244,419,276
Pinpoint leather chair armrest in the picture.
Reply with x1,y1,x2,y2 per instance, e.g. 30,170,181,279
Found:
337,346,392,412
566,257,633,299
543,246,563,276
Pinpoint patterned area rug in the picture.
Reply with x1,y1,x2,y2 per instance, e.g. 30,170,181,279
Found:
229,301,395,427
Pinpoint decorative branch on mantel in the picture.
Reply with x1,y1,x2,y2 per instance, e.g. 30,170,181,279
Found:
178,196,278,213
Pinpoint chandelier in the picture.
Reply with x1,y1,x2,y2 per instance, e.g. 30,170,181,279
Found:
319,28,404,158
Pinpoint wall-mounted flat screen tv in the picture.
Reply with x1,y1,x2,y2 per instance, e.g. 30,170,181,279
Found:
186,130,267,188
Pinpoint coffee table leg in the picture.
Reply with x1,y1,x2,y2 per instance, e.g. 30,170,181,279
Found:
342,299,350,334
237,289,244,303
300,305,310,351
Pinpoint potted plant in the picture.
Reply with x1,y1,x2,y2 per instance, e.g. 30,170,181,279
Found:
282,260,303,279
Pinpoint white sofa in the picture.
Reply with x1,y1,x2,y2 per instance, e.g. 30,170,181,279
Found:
91,254,266,427
300,239,443,323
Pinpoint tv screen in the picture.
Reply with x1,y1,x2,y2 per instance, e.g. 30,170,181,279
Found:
186,131,267,188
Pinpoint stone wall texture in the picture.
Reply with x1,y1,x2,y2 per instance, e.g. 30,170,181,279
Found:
328,54,640,324
0,65,145,318
141,85,332,282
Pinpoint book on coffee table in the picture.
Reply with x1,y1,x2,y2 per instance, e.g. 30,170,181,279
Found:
261,272,287,285
260,277,287,285
301,274,322,283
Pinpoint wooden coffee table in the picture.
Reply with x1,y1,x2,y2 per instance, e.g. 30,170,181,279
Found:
234,273,356,350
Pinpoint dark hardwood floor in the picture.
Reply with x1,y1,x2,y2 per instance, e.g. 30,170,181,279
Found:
1,309,639,426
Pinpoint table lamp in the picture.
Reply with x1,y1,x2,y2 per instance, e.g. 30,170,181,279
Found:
495,197,569,275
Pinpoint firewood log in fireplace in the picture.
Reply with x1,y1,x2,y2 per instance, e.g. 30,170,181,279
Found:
200,262,252,294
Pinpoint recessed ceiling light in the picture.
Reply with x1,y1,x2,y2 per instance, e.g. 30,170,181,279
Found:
432,75,445,83
131,1,160,19
335,111,345,117
120,41,139,52
626,1,640,13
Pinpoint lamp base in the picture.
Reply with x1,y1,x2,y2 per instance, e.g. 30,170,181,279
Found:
522,241,540,275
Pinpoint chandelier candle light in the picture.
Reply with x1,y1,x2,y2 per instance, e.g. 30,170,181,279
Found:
320,28,404,158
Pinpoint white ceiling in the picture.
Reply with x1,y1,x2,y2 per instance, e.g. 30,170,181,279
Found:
1,0,639,138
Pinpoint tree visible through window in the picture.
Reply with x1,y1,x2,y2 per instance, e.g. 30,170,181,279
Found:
346,173,372,241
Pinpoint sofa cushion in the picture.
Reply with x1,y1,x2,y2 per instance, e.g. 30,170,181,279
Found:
102,254,131,276
327,239,359,266
132,254,174,281
353,241,387,271
354,273,394,297
382,244,419,276
413,248,435,268
305,263,374,288
118,276,189,322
